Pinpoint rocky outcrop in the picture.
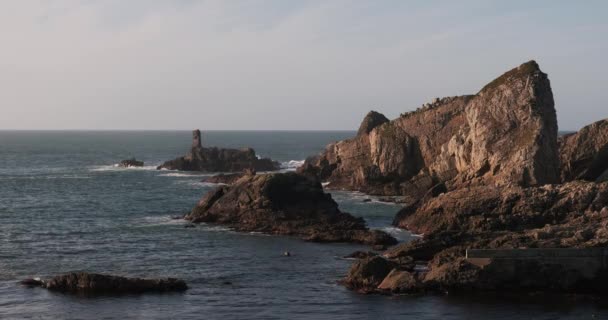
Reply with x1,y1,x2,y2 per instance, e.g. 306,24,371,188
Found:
299,61,560,199
21,273,187,294
158,130,280,172
342,180,608,295
560,119,608,182
186,172,397,246
118,158,144,167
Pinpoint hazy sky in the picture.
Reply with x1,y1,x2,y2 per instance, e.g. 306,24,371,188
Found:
1,1,606,130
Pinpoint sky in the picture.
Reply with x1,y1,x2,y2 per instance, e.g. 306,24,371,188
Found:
0,0,606,131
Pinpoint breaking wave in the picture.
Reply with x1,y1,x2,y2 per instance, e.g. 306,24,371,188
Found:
281,160,305,170
89,164,158,172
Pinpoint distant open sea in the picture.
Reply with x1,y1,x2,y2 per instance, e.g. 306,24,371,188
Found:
0,130,605,319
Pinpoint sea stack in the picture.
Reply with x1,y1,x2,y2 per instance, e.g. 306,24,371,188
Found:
157,129,281,172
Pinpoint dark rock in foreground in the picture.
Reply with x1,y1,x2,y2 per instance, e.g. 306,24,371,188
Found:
158,130,280,172
186,172,397,246
118,158,144,168
21,273,188,294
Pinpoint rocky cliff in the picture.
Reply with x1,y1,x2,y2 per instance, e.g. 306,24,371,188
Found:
158,130,280,172
186,172,396,246
559,119,608,182
299,61,560,200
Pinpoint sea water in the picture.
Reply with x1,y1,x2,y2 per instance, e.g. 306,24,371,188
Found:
0,131,605,319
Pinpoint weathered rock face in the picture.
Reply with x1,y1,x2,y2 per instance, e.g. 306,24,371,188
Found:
118,158,144,167
299,61,560,198
186,172,397,246
22,273,188,294
560,119,608,182
158,130,280,172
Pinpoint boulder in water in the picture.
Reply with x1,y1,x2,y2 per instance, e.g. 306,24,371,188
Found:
118,158,144,168
22,273,188,294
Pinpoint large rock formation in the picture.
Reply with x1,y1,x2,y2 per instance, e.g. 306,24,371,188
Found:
186,172,397,246
299,61,560,200
330,61,608,296
560,119,608,182
158,130,281,172
21,273,188,294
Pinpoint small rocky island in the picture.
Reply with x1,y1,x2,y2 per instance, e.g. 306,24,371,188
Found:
298,60,608,295
21,273,187,294
158,130,281,172
186,171,396,246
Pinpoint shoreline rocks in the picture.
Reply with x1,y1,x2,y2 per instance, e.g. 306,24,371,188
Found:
158,130,281,172
186,172,397,246
21,273,188,294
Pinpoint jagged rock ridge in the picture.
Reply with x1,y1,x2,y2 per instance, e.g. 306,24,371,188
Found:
299,61,560,201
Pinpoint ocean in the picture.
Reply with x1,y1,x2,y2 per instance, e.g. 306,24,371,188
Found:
0,130,605,319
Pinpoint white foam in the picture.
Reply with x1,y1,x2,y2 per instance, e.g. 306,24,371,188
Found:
379,227,422,242
89,164,158,172
137,215,187,227
174,180,221,187
158,172,208,178
281,160,305,171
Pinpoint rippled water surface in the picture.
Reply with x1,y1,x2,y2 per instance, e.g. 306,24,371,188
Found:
1,131,607,319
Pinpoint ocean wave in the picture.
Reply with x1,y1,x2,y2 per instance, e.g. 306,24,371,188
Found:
173,180,221,188
281,160,305,170
0,174,91,180
379,227,422,242
136,215,187,227
158,172,209,178
89,164,158,172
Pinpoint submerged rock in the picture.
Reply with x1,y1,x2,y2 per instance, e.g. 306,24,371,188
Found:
158,130,280,172
22,273,188,294
118,158,144,167
186,172,397,246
